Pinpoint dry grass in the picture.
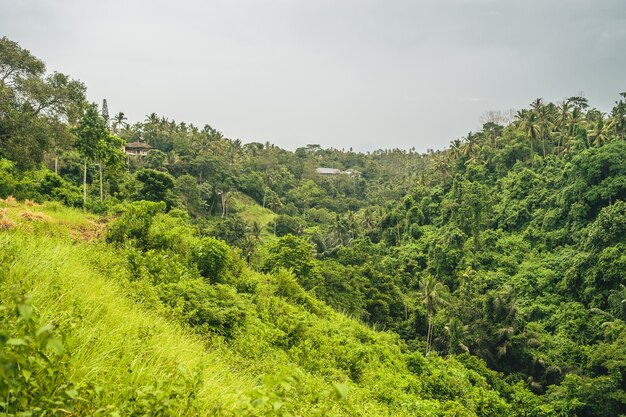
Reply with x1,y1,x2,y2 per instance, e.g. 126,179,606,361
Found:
0,218,15,230
25,199,38,206
19,210,49,222
0,195,18,207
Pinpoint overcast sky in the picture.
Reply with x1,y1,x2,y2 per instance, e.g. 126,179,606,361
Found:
1,0,625,152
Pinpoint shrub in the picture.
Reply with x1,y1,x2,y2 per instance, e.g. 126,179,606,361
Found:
106,201,166,248
159,279,248,338
191,237,232,283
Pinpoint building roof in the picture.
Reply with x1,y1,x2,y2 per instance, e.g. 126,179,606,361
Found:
315,168,343,175
125,141,152,149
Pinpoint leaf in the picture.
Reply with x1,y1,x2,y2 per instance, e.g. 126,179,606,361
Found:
272,401,283,411
65,389,78,399
251,397,266,408
333,383,349,401
36,323,54,338
47,337,64,356
6,338,27,346
22,369,32,382
17,303,33,321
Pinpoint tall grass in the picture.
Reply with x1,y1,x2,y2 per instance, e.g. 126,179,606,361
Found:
0,229,257,413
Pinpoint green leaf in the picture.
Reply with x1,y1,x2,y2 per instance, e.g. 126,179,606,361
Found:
6,338,27,346
251,397,266,408
17,303,33,321
47,337,64,356
272,401,283,411
65,389,78,399
36,323,54,338
22,369,32,382
333,383,349,401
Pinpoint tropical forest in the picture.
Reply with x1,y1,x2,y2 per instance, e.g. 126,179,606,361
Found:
1,35,626,416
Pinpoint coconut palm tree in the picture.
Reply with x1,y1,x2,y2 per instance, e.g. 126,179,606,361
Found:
516,109,539,167
420,274,447,355
111,112,128,133
443,317,469,355
587,110,610,147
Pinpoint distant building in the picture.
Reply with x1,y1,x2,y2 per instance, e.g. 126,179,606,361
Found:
315,168,343,176
315,167,361,178
125,141,152,157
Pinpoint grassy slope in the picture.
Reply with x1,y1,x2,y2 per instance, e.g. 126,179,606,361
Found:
0,200,257,412
0,199,512,416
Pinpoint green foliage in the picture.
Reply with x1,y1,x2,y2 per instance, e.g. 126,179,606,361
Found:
135,168,178,209
4,36,626,417
106,200,166,248
262,235,321,290
192,236,233,283
160,279,249,338
0,294,76,416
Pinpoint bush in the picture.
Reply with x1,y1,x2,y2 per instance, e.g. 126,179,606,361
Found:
191,237,232,283
106,201,166,248
159,279,248,338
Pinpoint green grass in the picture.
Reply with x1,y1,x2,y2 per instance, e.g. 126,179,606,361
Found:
231,193,276,229
0,231,257,413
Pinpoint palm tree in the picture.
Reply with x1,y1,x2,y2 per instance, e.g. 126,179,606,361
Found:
444,317,469,355
532,99,554,157
111,112,128,133
516,109,539,167
420,274,447,355
431,152,451,180
463,132,484,165
587,110,609,147
145,112,159,125
609,93,626,140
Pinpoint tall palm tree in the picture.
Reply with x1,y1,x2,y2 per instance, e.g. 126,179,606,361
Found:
516,109,539,167
444,317,469,355
111,112,128,133
421,274,447,355
587,110,609,147
609,93,626,140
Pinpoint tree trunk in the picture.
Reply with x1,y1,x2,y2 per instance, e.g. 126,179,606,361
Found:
54,156,58,175
221,192,227,218
83,158,87,207
99,160,103,202
425,314,432,355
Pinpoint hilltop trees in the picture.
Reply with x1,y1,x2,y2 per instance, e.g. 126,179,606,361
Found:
0,36,85,169
75,103,124,204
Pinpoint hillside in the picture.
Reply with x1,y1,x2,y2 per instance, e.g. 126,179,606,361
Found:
1,36,626,417
1,199,525,416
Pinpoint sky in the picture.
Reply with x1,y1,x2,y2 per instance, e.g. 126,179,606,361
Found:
1,0,625,152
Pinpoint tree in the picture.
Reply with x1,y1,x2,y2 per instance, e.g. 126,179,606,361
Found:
95,132,125,201
135,168,177,209
74,103,107,205
192,237,232,283
111,112,128,133
420,274,447,355
0,37,85,169
262,234,321,290
609,93,626,141
517,108,539,167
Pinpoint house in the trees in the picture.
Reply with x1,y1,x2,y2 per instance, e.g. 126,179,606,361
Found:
315,168,343,176
315,167,361,178
124,141,152,157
